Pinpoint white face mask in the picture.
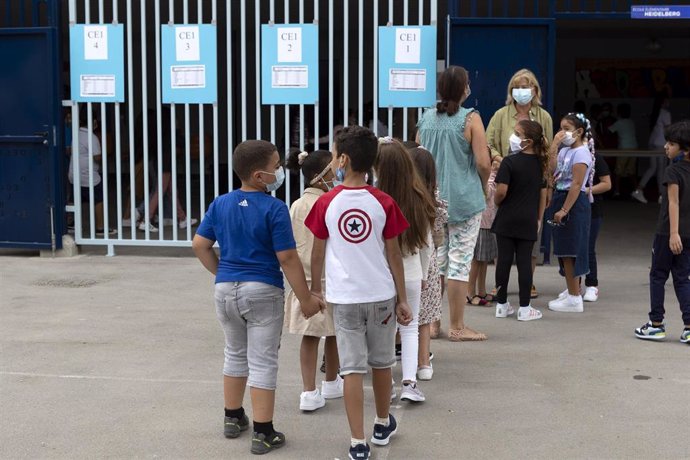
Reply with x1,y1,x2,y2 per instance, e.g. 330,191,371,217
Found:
512,88,533,106
562,131,576,146
508,133,524,153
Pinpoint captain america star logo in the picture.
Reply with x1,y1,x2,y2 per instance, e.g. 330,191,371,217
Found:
338,209,372,244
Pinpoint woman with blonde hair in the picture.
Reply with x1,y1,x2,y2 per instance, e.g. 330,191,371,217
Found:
486,68,554,299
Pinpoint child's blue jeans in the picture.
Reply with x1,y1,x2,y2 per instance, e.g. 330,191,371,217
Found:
649,233,690,325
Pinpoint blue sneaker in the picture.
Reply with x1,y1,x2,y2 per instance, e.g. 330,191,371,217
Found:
348,443,370,460
681,329,690,344
370,414,397,446
634,321,666,341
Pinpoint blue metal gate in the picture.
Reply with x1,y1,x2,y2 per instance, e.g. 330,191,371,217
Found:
0,0,64,250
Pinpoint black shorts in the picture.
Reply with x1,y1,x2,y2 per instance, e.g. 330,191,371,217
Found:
80,183,104,204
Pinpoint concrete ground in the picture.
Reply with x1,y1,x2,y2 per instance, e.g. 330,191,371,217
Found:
1,200,688,459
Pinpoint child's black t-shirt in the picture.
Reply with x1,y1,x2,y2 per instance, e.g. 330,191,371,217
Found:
657,160,690,237
492,152,545,241
591,154,611,219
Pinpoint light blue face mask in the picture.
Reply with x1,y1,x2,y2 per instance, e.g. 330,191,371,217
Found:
262,166,285,192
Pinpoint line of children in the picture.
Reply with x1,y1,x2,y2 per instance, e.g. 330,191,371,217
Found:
374,137,436,402
493,120,549,321
635,120,690,344
284,149,344,411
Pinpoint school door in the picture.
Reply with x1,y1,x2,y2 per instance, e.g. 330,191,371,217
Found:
0,25,64,249
447,17,555,120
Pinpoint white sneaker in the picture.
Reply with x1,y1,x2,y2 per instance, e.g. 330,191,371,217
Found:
400,382,425,402
321,374,344,399
631,189,648,204
179,218,198,229
583,286,599,302
495,302,515,318
557,289,569,301
299,389,325,411
548,295,584,313
417,365,433,381
137,221,159,233
517,305,543,321
390,380,397,402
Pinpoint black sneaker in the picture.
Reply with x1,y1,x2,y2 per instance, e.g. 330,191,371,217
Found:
370,414,397,446
224,414,249,438
251,431,285,455
348,443,370,459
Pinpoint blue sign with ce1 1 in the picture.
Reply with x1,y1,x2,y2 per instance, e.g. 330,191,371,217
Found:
69,24,125,102
378,25,437,108
161,24,218,104
261,24,319,105
631,5,690,19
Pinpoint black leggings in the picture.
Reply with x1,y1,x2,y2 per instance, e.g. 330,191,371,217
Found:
495,235,535,307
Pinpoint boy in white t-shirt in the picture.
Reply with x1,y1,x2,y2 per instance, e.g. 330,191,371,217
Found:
305,126,412,460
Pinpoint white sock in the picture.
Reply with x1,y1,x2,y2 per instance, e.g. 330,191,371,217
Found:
374,416,390,427
569,294,582,302
304,388,319,395
351,438,367,448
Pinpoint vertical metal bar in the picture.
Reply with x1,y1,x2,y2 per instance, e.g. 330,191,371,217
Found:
113,1,123,238
226,0,233,193
240,0,247,141
357,0,363,127
299,0,304,194
270,0,276,148
313,0,319,150
387,0,393,136
373,0,378,135
255,0,262,139
212,0,219,200
87,104,95,238
183,1,192,238
402,0,409,141
141,0,151,239
170,1,178,241
127,0,136,235
98,0,109,237
343,0,348,128
198,0,206,218
155,1,164,240
328,0,333,147
418,0,424,126
284,0,290,204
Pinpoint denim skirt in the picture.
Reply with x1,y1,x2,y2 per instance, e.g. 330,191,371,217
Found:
551,190,591,278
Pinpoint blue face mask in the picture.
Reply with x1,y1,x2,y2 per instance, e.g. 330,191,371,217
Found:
262,166,285,192
335,166,346,182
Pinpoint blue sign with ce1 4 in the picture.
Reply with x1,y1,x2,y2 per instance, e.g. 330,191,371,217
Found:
631,5,690,19
378,25,437,108
69,24,125,102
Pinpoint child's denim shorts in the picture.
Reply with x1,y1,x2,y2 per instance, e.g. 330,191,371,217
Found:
214,281,284,390
330,297,397,375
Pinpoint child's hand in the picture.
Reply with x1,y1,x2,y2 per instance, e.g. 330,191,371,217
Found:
553,130,567,146
395,301,413,326
553,209,568,224
301,294,325,319
670,234,683,255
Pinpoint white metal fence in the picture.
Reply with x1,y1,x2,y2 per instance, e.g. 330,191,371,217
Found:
67,0,439,254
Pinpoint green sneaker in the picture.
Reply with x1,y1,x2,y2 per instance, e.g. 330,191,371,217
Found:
251,431,285,455
224,414,249,438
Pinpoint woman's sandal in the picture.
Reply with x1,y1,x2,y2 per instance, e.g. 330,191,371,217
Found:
483,293,496,302
467,295,488,306
448,327,488,342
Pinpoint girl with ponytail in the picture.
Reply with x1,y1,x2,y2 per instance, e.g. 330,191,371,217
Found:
491,120,549,321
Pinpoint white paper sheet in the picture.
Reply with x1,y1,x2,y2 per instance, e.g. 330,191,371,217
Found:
171,65,206,89
80,74,116,97
277,27,302,63
271,66,308,88
84,25,108,60
394,27,421,64
175,26,200,61
389,69,426,91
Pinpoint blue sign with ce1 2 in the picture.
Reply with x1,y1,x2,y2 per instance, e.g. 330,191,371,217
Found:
161,24,218,104
261,24,319,105
69,24,125,102
378,25,437,108
631,5,690,19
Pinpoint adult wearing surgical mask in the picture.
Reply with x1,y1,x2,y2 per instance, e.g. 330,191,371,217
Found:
486,69,554,299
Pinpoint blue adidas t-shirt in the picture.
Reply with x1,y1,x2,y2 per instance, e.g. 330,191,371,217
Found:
196,190,296,288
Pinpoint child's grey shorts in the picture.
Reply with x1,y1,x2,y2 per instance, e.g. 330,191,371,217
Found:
214,281,284,390
331,298,397,375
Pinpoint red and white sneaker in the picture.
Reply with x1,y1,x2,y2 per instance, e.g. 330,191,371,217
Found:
517,305,543,321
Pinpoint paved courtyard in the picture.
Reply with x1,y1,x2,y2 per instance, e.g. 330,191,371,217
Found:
1,200,688,459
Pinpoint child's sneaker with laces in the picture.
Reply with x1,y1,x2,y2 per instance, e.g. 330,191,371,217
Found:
495,302,515,318
250,431,285,455
680,329,690,344
348,443,370,460
224,414,249,438
370,414,397,446
634,321,666,341
400,382,425,402
517,305,543,321
583,286,599,302
299,389,326,411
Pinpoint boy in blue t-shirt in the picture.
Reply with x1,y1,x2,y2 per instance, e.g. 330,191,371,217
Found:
635,121,690,344
193,140,324,455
